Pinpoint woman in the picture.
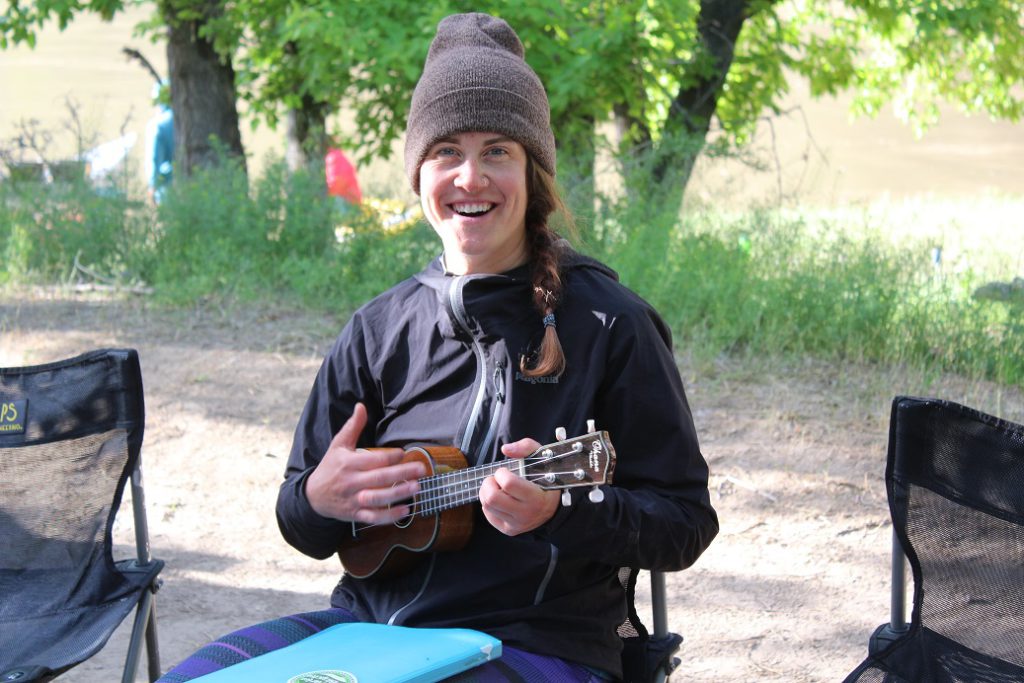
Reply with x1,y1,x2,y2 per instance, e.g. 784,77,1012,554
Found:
160,12,717,682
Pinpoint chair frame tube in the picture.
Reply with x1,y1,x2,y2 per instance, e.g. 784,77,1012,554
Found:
123,459,162,681
889,530,909,632
651,571,670,683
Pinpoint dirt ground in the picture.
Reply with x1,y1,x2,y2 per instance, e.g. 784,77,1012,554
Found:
2,287,1022,682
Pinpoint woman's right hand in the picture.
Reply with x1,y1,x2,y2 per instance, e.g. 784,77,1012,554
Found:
304,403,425,525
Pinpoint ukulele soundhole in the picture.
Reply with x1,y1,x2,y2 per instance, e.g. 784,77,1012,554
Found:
392,491,416,530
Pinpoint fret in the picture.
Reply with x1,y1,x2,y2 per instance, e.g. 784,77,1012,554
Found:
338,430,615,578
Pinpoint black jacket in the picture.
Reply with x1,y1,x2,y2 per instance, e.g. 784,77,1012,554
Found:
277,251,719,677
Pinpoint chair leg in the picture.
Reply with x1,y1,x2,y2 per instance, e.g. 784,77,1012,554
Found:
145,597,162,682
650,571,669,639
122,589,156,683
889,530,908,633
651,571,679,682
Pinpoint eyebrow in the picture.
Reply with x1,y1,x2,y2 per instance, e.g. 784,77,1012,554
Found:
483,135,514,145
431,135,515,146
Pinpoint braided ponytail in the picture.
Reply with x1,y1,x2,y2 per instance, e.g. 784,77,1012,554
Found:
519,159,574,378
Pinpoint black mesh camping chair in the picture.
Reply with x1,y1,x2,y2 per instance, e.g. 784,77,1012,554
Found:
619,568,683,683
0,348,164,682
843,396,1024,683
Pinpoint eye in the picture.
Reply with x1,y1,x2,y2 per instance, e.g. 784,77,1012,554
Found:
430,145,459,159
485,146,509,158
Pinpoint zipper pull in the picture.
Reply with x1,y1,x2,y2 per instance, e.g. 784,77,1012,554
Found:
492,362,506,402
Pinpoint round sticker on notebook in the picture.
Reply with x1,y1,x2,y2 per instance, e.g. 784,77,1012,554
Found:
287,672,357,683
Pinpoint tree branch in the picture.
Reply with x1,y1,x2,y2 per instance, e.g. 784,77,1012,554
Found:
654,0,753,184
122,47,164,84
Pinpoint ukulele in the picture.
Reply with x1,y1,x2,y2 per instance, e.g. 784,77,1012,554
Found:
337,424,616,579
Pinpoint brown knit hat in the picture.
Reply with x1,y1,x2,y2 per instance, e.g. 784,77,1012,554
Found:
404,12,556,194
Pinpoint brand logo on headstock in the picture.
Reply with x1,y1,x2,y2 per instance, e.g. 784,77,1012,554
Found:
589,440,603,471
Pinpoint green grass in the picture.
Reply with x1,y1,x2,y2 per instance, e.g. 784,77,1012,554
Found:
0,174,152,288
1,158,1021,386
589,195,1024,385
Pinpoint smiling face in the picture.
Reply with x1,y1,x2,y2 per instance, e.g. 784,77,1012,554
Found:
419,131,530,275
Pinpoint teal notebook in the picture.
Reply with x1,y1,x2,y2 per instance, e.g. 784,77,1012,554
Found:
191,623,502,683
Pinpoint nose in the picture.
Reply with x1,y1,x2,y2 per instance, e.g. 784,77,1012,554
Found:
454,158,489,192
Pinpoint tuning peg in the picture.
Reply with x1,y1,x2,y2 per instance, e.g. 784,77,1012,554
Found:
587,419,596,432
561,490,572,507
555,426,567,441
588,486,604,503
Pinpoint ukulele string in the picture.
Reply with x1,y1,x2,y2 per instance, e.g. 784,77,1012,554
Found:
351,449,603,529
411,449,599,514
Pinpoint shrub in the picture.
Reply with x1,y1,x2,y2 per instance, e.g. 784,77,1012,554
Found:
0,177,150,286
3,153,1020,385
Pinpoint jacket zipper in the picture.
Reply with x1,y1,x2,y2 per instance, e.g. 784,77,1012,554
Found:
386,555,437,626
386,274,506,625
476,360,506,463
534,544,558,604
447,275,490,455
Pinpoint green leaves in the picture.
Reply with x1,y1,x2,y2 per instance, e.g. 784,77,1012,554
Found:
772,0,1023,135
1,0,122,48
6,0,1020,193
221,0,442,159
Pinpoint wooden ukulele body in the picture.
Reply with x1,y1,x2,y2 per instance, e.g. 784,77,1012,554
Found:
334,430,615,580
336,445,474,580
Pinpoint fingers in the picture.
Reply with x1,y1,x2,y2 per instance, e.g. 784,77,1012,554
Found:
347,447,423,481
306,403,426,522
480,467,558,536
484,438,558,535
309,451,423,522
353,466,422,507
489,466,530,497
348,451,429,525
351,486,418,526
329,403,422,475
500,437,542,459
329,401,369,452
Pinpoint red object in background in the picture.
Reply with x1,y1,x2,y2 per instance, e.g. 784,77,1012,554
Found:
325,148,362,204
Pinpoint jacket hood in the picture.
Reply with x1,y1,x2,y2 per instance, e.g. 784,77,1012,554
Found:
412,244,619,292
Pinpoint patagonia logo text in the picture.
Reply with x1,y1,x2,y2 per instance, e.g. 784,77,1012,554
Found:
0,399,27,434
514,371,559,385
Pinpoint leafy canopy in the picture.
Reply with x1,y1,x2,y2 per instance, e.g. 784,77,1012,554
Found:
3,0,1021,167
214,0,1022,164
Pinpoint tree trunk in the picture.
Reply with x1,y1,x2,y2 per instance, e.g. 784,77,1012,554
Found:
164,0,246,179
616,0,751,207
281,39,330,173
285,93,329,173
657,0,750,187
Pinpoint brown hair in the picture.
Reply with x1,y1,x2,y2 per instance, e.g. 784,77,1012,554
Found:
519,158,575,378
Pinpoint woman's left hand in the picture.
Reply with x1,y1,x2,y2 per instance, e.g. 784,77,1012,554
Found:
480,438,560,536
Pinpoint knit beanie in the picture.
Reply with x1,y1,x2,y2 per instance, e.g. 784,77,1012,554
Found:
404,12,556,194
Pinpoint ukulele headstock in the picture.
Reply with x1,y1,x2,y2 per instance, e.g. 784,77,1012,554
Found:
524,424,616,495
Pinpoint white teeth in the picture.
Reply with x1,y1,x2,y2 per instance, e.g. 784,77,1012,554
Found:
452,203,493,215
